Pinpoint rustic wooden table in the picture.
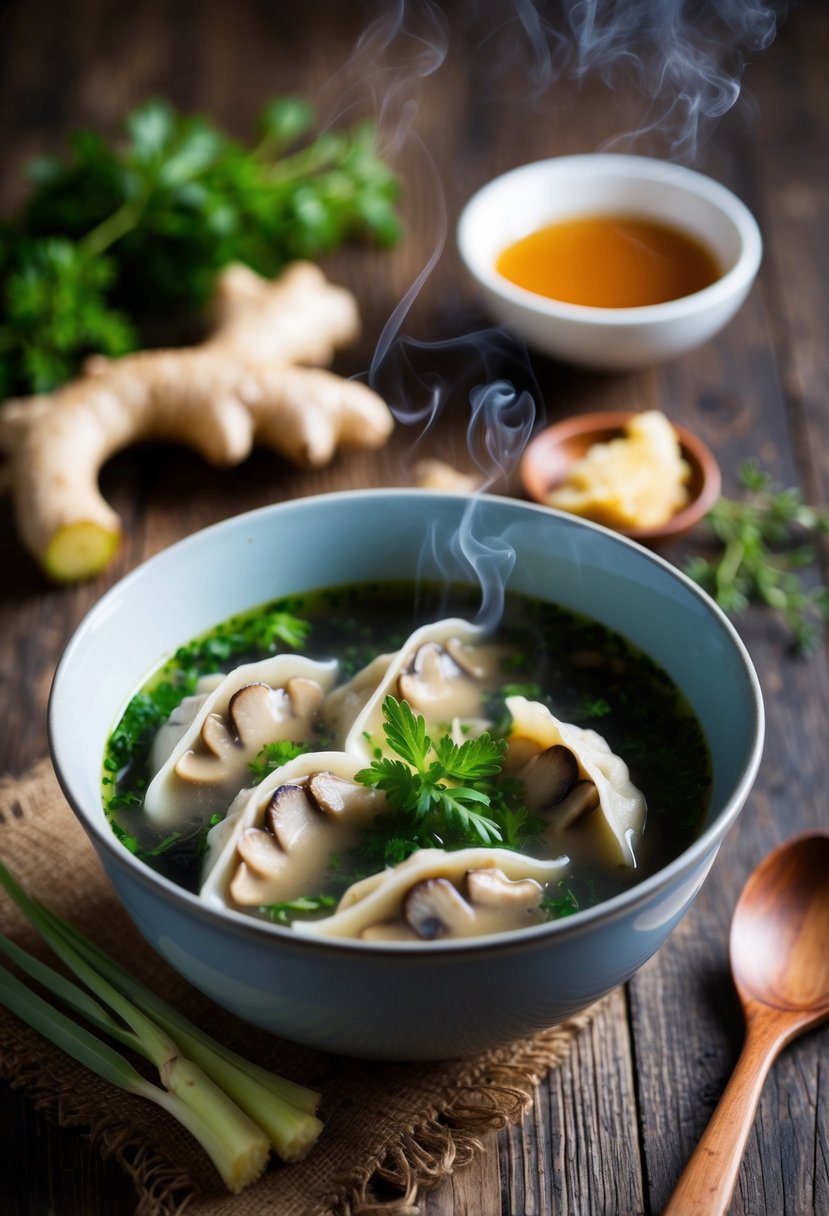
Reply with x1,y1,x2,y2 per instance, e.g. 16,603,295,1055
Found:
1,2,827,1213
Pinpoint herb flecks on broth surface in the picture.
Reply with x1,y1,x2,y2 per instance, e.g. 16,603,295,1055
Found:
103,584,712,940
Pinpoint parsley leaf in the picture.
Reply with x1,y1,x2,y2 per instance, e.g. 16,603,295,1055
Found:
248,741,311,783
1,95,401,397
355,696,507,849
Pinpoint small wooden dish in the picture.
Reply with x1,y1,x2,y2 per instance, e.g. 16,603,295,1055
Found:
520,410,722,543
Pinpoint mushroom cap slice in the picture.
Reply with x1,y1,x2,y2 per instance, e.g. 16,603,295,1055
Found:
228,682,293,749
307,771,381,818
286,676,325,719
466,867,542,909
235,826,288,877
553,779,600,829
174,714,236,783
397,641,483,719
265,783,319,852
404,877,477,940
518,744,579,810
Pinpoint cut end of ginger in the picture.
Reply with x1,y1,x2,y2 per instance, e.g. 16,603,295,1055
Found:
547,410,691,530
43,521,121,582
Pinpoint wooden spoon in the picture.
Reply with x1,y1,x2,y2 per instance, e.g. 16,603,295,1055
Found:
663,831,829,1216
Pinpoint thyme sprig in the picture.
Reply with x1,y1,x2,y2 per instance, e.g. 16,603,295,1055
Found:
686,460,829,655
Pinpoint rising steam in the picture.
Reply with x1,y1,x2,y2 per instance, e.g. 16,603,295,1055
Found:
325,1,785,621
465,0,786,158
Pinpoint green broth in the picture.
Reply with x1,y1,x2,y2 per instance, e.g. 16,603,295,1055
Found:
103,582,712,918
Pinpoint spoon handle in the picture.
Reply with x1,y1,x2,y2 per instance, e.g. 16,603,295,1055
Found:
661,1011,789,1216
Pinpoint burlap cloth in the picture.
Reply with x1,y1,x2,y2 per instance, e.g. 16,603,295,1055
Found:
0,760,602,1216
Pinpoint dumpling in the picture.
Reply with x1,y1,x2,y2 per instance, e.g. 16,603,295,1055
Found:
142,655,338,829
293,846,570,941
324,617,501,763
199,750,384,911
505,695,646,867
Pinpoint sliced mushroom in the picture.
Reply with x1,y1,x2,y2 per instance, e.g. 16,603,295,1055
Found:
466,867,543,909
550,779,600,829
228,682,293,750
264,783,319,852
403,877,477,940
228,834,290,906
307,771,380,818
444,637,489,680
285,676,324,719
235,826,288,877
518,744,579,810
397,642,478,717
174,713,236,783
200,713,235,757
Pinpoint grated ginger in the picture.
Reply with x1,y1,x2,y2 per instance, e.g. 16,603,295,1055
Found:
547,410,690,530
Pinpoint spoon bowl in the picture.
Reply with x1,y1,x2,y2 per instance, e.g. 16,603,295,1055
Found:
731,832,829,1016
664,831,829,1216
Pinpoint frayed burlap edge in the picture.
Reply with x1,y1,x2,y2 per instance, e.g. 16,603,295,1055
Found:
315,1005,603,1216
1,1035,195,1216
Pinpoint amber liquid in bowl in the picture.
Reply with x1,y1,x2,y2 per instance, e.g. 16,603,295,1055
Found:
496,214,722,309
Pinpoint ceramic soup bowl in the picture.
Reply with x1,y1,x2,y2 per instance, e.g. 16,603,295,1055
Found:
49,491,763,1060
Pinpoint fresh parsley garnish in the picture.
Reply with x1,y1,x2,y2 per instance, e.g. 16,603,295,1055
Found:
355,695,507,849
1,96,400,397
248,740,311,783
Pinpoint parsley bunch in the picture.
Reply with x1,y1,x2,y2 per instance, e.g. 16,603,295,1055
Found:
0,97,400,397
686,460,829,655
356,696,518,857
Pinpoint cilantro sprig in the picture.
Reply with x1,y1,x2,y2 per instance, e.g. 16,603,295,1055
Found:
1,96,400,397
355,696,508,850
686,460,829,655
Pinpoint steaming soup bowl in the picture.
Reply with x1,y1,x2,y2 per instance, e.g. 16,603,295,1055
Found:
49,491,763,1061
456,153,763,370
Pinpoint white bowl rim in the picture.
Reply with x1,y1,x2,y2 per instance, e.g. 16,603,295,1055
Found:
49,488,765,960
456,152,764,326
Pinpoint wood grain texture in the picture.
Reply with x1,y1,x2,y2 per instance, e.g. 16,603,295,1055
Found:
1,2,828,1214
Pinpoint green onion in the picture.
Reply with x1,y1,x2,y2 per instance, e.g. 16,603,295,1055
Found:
0,860,323,1189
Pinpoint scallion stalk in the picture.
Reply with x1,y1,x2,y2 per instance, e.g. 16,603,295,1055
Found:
0,959,269,1193
35,900,324,1159
0,859,324,1187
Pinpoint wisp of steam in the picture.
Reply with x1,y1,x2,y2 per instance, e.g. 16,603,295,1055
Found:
322,0,785,626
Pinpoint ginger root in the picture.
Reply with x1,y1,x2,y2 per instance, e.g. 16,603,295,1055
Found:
0,261,393,581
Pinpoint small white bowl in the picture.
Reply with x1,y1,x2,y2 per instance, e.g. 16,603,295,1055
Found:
456,154,763,370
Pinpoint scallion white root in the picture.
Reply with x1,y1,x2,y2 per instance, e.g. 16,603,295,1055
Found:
0,860,324,1189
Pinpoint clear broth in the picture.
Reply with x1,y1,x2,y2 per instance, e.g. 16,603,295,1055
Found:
103,583,712,922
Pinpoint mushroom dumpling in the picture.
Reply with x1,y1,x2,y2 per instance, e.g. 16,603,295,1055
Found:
143,655,338,829
293,847,570,941
199,750,385,911
326,617,503,763
505,695,646,867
